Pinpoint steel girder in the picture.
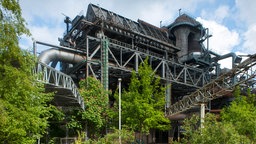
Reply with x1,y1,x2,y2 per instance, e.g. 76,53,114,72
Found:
168,54,256,116
85,36,210,89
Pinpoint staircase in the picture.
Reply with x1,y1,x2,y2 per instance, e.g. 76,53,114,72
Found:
35,61,84,110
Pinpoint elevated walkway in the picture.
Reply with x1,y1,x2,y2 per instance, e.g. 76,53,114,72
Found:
168,54,256,116
34,62,84,110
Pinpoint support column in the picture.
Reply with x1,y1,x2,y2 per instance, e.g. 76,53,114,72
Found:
200,103,205,129
33,39,37,57
166,82,171,109
86,37,89,78
101,36,109,90
135,53,139,72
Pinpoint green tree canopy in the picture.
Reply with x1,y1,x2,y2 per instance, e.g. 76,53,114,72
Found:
221,87,256,141
67,77,109,138
0,0,54,143
177,87,256,144
116,58,170,135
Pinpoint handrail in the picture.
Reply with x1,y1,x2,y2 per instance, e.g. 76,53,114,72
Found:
34,62,85,110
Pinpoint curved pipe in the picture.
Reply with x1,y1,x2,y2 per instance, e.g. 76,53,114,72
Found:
211,52,242,68
38,48,86,65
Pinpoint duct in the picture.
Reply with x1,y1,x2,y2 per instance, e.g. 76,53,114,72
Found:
168,113,187,120
211,52,242,68
209,50,221,57
38,48,86,65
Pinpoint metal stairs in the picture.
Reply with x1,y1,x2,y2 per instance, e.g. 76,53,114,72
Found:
35,61,84,110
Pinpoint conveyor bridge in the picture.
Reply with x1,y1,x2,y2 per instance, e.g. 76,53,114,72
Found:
168,53,256,116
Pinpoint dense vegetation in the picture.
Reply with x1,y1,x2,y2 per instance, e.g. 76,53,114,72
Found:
176,87,256,144
67,77,109,139
117,59,170,135
0,0,55,143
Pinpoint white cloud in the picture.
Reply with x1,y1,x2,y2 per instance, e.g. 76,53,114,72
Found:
20,0,88,24
234,0,256,56
197,17,240,55
29,26,64,45
235,0,256,26
242,24,256,54
92,0,205,27
201,5,230,23
213,5,230,23
19,0,207,49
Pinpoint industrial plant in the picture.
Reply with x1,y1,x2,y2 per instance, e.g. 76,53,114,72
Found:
34,3,256,143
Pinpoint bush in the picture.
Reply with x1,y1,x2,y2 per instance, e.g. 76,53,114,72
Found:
75,128,134,144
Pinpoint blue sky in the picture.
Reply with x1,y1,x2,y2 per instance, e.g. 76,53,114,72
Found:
19,0,256,68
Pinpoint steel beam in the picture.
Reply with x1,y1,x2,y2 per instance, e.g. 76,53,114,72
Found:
168,54,256,115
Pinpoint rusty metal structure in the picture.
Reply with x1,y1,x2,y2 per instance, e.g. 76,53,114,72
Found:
34,3,256,143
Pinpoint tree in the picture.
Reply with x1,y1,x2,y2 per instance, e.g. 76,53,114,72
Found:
67,77,109,138
114,58,170,138
178,114,250,144
221,87,256,142
177,87,256,144
0,0,54,143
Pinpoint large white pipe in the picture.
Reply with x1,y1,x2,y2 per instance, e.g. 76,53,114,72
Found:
38,48,86,65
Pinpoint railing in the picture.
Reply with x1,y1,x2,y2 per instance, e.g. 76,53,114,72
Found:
168,54,256,115
35,62,84,110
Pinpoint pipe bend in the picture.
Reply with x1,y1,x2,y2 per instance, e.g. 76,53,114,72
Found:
211,52,241,63
38,48,86,65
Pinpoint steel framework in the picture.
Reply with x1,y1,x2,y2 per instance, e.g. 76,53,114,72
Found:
83,36,210,88
168,54,256,115
34,3,256,118
34,61,84,109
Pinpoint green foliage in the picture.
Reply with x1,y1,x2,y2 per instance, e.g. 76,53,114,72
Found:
221,87,256,141
0,30,54,144
67,77,109,138
177,87,256,144
178,114,250,144
75,128,135,144
0,41,54,144
0,1,56,143
113,58,170,135
0,0,30,36
80,77,109,129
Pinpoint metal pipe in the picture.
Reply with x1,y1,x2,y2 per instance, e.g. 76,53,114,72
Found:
209,50,221,57
38,48,86,65
35,40,85,54
211,52,242,68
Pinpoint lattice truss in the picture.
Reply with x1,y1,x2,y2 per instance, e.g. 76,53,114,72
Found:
168,54,256,115
34,62,85,110
85,36,210,88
